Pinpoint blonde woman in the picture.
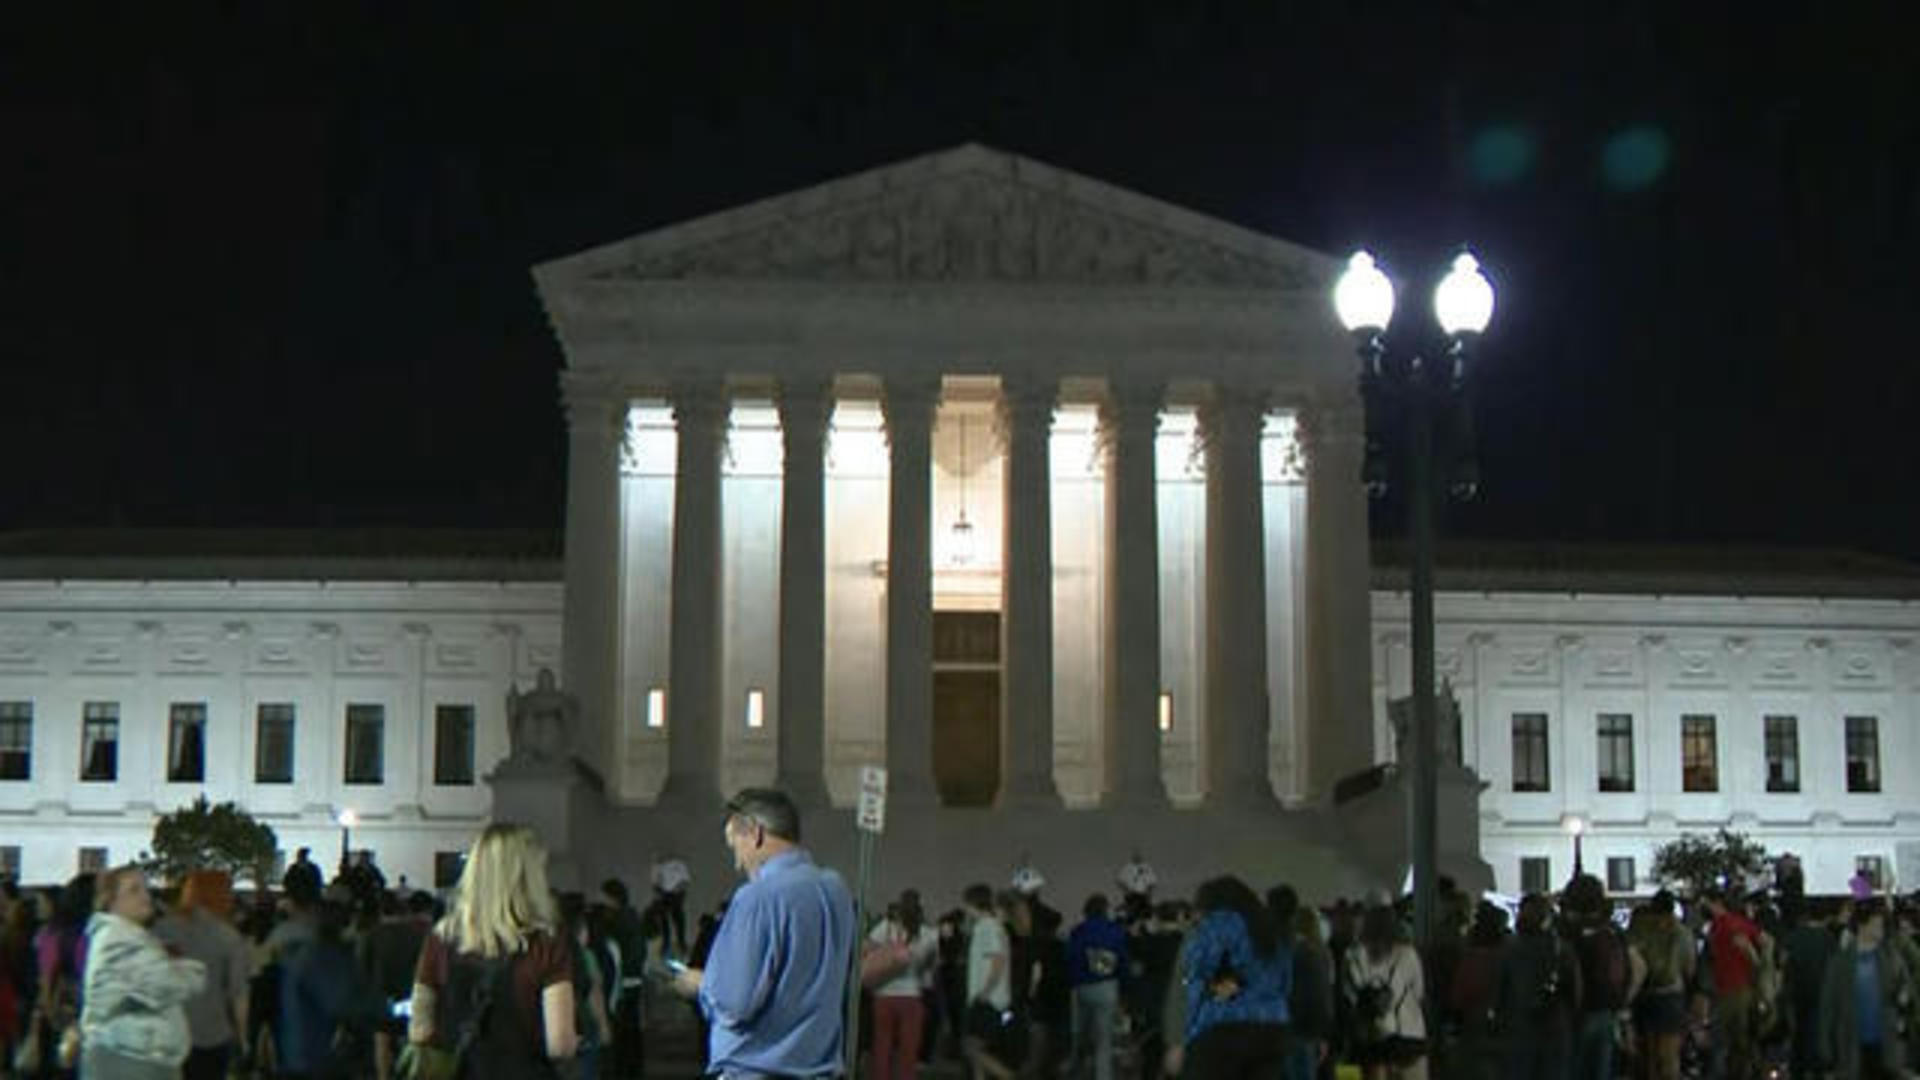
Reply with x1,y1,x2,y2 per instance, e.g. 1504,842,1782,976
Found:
80,865,208,1080
409,824,577,1074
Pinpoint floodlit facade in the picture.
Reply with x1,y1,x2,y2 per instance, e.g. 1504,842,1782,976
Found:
1373,550,1920,897
0,544,562,889
4,146,1916,902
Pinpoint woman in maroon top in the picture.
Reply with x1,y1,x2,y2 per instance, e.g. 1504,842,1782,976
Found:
409,825,577,1077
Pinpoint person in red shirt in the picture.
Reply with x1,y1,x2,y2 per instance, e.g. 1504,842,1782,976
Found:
1704,893,1763,1080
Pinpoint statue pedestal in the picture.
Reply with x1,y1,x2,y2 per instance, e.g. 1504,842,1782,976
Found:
1334,761,1495,896
486,757,603,891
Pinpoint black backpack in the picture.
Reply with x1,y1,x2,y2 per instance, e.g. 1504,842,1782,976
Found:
438,949,555,1080
1578,928,1632,1012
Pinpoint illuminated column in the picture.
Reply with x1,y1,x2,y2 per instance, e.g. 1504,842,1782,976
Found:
560,375,626,775
658,377,728,809
774,377,832,807
1201,385,1274,807
998,373,1062,809
883,376,940,807
1100,378,1169,808
1301,401,1375,799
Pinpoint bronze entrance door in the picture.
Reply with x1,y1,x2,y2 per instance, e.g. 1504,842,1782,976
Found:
932,610,1001,807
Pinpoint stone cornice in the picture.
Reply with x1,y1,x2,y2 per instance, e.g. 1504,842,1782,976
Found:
534,144,1340,289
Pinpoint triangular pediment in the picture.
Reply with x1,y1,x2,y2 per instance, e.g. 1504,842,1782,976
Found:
541,144,1337,290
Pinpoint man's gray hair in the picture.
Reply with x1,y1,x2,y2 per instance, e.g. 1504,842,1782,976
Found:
726,787,802,843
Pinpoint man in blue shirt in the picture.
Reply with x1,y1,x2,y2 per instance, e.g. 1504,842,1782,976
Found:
674,788,855,1079
1065,894,1129,1080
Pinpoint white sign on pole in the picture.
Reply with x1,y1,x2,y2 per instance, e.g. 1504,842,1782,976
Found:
856,765,888,833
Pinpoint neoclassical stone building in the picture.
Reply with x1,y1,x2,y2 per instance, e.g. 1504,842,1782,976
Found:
533,144,1376,826
3,147,1917,903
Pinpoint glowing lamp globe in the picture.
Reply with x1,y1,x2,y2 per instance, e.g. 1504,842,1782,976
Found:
1434,252,1495,337
1333,250,1396,333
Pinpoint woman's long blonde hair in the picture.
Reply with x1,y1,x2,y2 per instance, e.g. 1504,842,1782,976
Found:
437,823,556,957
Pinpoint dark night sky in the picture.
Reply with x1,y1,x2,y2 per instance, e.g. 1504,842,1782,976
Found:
4,6,1917,558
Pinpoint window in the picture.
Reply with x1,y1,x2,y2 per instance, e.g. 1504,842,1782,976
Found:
645,687,666,729
744,690,765,731
0,845,18,881
1607,857,1637,894
434,705,476,786
1158,692,1174,733
1765,715,1800,793
1857,856,1888,890
1511,712,1550,792
0,702,30,780
1681,714,1718,793
80,703,119,781
1846,716,1881,793
256,704,295,784
78,847,108,874
167,703,207,783
1520,857,1551,895
434,851,467,890
344,704,385,785
1596,713,1635,792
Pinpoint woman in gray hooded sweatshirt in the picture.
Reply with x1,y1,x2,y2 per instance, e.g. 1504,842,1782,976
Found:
81,866,207,1080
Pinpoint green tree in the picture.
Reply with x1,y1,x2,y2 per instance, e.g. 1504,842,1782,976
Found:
148,796,279,887
1651,828,1769,898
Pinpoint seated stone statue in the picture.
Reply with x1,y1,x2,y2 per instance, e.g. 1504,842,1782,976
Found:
506,667,579,769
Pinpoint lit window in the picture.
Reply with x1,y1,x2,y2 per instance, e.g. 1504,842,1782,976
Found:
646,688,666,729
168,703,207,783
1596,714,1635,793
1765,715,1800,793
1520,857,1551,895
745,689,765,730
1681,714,1717,793
1607,857,1637,894
1158,692,1173,733
1511,713,1549,792
1846,716,1881,793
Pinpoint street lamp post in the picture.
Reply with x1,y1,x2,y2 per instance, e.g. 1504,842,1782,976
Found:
1564,814,1587,880
1335,250,1495,950
336,808,358,874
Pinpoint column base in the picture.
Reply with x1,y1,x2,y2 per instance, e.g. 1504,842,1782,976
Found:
773,773,833,811
995,777,1064,812
655,773,725,812
1204,781,1277,812
1103,784,1171,812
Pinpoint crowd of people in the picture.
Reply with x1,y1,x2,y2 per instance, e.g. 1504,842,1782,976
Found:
0,797,1916,1080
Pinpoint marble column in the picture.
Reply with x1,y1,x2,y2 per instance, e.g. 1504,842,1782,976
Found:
1201,385,1274,807
657,377,728,809
883,376,940,807
560,376,626,780
1302,401,1376,801
1100,378,1169,808
774,377,832,808
997,374,1063,809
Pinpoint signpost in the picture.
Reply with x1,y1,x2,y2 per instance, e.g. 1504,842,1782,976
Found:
846,766,887,1077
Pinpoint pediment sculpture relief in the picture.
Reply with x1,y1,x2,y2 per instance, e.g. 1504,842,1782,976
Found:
592,173,1321,289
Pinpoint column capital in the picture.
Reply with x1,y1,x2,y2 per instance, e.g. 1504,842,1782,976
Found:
560,374,629,440
1297,400,1367,452
1098,378,1164,438
881,375,941,439
670,377,730,432
775,377,835,438
1197,384,1268,451
993,375,1056,452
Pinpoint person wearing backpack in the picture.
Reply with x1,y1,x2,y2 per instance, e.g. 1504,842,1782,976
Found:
1560,875,1643,1080
1495,893,1580,1080
408,824,578,1079
1628,891,1696,1080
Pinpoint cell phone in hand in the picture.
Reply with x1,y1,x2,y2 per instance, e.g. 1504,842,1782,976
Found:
666,959,689,975
390,998,413,1019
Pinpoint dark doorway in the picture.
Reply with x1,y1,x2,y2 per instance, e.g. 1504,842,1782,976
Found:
933,610,1001,807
